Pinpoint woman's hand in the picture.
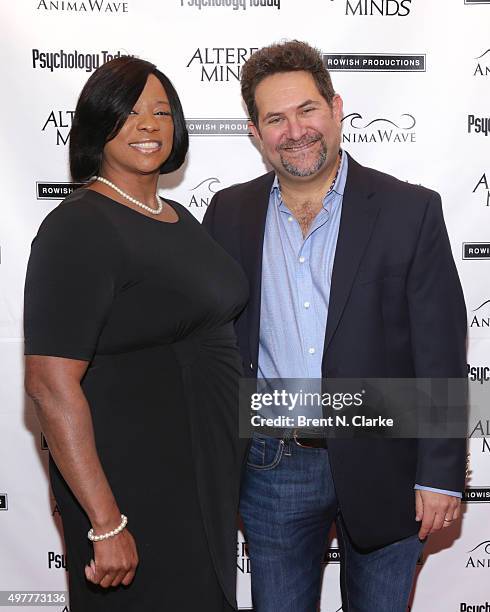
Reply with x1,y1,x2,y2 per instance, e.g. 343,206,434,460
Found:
85,528,139,588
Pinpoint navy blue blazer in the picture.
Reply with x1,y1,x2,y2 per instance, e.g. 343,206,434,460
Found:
203,153,467,549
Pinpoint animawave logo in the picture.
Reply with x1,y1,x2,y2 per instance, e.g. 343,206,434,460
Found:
187,177,221,208
36,1,129,13
341,112,416,143
474,48,490,76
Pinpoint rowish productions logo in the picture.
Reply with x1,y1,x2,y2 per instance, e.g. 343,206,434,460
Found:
323,52,425,72
463,487,490,503
473,172,490,207
186,118,250,136
463,243,490,260
36,0,129,12
474,48,490,76
0,494,8,510
36,182,84,200
341,112,416,143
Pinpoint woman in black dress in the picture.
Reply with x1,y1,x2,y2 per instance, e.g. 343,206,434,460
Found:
24,57,248,611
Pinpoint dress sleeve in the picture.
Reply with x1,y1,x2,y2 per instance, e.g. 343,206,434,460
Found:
24,200,121,361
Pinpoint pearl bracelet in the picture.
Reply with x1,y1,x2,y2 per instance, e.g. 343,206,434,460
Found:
88,514,128,542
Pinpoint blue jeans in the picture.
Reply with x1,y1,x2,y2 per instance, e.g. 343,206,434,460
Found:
239,435,424,612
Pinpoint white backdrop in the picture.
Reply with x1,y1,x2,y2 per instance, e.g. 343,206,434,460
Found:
1,1,489,610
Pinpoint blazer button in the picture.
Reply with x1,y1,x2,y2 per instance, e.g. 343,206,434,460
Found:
250,362,254,370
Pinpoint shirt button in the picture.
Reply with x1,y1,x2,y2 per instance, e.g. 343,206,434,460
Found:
299,256,305,263
304,301,310,309
288,216,293,222
308,347,316,355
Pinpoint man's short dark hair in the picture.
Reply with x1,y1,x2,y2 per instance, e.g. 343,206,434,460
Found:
241,40,335,127
70,56,188,181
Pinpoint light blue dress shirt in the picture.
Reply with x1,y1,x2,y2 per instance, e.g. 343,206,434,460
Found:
257,151,461,498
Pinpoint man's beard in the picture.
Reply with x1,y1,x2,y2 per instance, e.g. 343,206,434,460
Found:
277,133,327,177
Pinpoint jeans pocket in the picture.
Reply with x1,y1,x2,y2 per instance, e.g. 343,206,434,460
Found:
246,436,284,470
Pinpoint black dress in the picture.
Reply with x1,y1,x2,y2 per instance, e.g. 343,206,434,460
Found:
24,189,249,611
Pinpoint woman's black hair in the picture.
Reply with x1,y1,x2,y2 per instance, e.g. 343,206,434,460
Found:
69,56,188,181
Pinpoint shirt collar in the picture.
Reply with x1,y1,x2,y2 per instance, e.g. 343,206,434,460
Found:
271,149,348,210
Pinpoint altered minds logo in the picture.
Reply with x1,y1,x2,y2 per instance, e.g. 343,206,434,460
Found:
324,53,425,72
0,494,8,510
473,173,490,207
180,0,280,9
32,49,128,72
187,177,221,208
468,114,490,136
469,417,490,453
341,112,416,144
341,0,412,16
42,110,74,146
469,299,490,328
36,0,129,12
186,47,257,82
466,540,490,568
474,48,490,76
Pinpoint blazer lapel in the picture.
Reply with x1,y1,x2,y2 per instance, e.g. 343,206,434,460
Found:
240,172,275,365
323,155,381,357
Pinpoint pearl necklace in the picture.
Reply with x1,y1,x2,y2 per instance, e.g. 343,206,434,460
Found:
94,176,163,215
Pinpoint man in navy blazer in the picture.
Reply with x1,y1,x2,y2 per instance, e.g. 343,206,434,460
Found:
203,40,467,612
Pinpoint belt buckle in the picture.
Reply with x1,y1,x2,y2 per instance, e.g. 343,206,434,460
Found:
293,429,314,448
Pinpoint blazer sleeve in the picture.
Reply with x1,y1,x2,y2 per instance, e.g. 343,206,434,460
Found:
406,191,467,492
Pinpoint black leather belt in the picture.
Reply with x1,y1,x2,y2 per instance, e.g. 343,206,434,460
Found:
293,435,327,449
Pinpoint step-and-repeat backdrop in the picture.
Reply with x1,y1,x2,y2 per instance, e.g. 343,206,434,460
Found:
1,1,489,610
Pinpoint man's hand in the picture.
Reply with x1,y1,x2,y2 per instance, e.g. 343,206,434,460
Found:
415,489,461,540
